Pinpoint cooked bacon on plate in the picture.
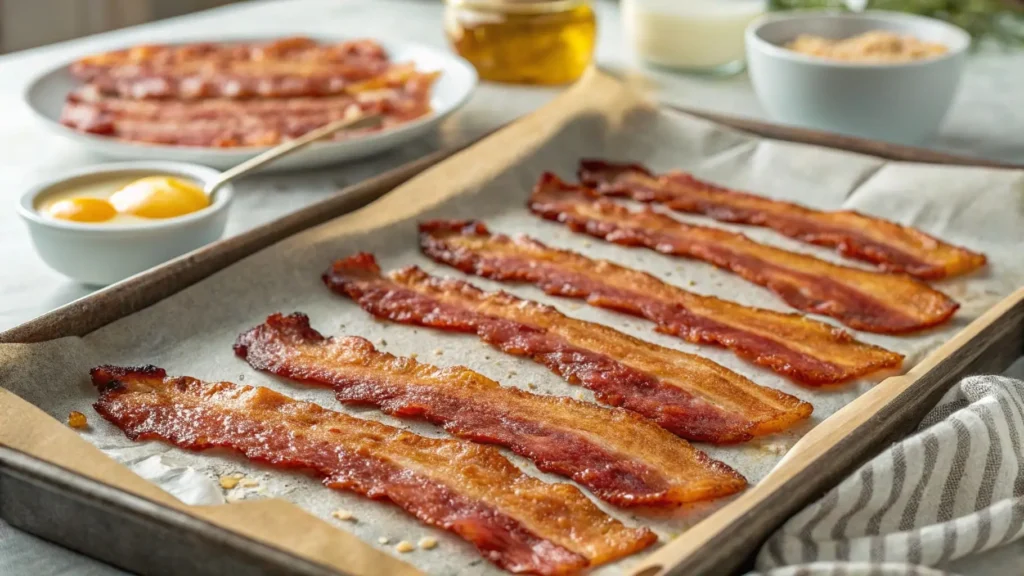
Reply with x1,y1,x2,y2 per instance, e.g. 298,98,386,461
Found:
529,174,959,334
61,37,437,147
323,254,812,444
91,365,655,574
60,95,429,147
578,160,987,280
70,37,391,99
60,67,436,147
418,220,903,385
71,37,387,72
235,312,747,507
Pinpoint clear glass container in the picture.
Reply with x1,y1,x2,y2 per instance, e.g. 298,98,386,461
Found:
444,0,597,85
622,0,765,76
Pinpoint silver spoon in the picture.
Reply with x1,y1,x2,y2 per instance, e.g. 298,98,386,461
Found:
204,113,384,198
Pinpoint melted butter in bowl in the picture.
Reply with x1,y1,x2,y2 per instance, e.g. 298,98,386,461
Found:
19,161,231,285
38,173,210,225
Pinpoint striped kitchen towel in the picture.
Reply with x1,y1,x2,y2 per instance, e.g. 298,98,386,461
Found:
754,375,1024,576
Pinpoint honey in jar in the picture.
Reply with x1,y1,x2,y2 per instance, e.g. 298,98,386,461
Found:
444,0,597,85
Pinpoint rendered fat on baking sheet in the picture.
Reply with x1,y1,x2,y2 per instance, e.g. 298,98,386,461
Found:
1,68,1023,576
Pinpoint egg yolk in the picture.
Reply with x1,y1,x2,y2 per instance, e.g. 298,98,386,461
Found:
109,176,209,219
46,197,118,223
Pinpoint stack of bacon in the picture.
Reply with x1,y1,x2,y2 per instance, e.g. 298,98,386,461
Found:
60,37,437,147
89,158,988,575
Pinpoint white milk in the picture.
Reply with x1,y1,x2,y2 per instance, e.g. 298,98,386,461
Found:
623,0,765,71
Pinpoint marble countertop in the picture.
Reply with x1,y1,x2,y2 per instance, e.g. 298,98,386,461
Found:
1,1,1022,574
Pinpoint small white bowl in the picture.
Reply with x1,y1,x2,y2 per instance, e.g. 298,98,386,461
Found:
745,11,970,145
18,161,232,286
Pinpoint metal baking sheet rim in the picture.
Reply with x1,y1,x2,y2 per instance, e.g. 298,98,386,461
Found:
0,444,339,576
3,100,1023,576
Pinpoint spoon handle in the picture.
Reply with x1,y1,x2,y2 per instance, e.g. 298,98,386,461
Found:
205,113,384,194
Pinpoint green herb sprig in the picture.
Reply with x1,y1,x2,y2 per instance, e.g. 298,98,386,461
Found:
769,0,1024,46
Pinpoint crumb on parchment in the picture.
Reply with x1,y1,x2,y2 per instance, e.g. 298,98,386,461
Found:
67,411,88,429
332,509,356,522
418,537,438,550
395,540,415,553
219,474,242,489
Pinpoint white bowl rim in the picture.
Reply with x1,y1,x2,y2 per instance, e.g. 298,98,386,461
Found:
21,35,478,157
18,160,232,234
746,10,971,69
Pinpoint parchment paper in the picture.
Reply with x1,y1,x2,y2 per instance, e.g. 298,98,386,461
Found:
2,69,1024,576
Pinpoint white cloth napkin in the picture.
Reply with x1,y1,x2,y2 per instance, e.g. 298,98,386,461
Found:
754,375,1024,576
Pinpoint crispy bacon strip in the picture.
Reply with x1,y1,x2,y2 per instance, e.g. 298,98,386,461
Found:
91,366,655,575
323,254,812,444
419,220,903,385
70,37,391,99
579,160,987,280
60,69,436,147
72,37,387,73
235,313,747,506
529,174,959,334
60,98,429,147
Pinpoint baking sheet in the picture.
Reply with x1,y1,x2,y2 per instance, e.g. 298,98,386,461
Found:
2,69,1024,576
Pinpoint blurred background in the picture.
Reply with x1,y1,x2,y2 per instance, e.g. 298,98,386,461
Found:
0,0,237,53
2,0,1021,54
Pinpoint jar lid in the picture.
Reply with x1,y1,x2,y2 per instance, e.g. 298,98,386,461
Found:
446,0,587,13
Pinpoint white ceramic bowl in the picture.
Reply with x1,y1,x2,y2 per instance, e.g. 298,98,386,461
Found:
745,11,970,145
23,37,478,171
18,161,232,286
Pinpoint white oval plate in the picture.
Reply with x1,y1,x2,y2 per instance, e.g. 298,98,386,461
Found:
23,37,478,171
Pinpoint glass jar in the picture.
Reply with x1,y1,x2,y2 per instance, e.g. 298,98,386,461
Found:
444,0,597,85
622,0,765,75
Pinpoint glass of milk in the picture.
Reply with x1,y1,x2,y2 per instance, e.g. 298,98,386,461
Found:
622,0,766,75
